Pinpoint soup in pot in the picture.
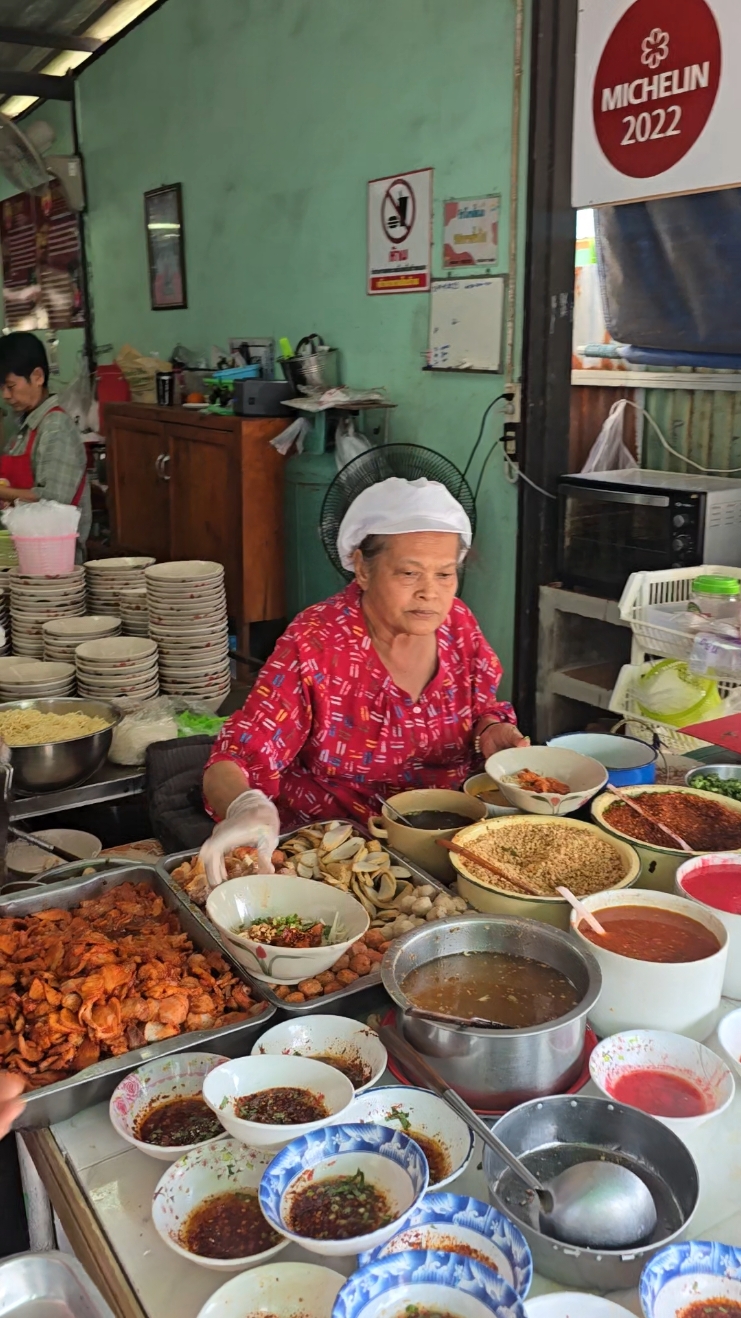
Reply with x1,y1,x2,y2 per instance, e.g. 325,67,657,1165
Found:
402,951,581,1028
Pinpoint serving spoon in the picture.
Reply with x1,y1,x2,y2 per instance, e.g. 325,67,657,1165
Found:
376,795,415,827
556,885,606,936
379,1025,658,1251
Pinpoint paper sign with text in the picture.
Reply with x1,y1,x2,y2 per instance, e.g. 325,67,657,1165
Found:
573,0,741,207
443,196,500,267
367,168,432,294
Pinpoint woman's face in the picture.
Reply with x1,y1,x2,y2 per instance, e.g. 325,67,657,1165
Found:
355,531,461,635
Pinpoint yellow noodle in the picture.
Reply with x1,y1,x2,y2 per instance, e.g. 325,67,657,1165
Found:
0,708,111,746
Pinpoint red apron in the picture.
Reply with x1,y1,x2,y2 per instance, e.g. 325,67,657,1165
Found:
0,406,87,504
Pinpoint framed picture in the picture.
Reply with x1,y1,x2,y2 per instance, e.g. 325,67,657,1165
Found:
144,183,187,310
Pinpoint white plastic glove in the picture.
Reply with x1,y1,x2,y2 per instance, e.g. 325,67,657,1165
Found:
199,789,280,889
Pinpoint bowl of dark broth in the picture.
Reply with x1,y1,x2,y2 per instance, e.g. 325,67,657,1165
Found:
368,788,487,883
381,914,602,1110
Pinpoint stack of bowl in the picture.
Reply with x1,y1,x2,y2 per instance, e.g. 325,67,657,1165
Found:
117,587,149,636
0,657,75,700
146,561,230,708
75,636,158,700
42,615,121,664
84,557,155,613
9,567,86,657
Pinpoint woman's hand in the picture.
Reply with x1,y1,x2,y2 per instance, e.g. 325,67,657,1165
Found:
199,789,280,889
0,1072,24,1138
479,721,530,758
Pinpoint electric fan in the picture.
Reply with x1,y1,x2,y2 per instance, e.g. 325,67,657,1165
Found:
320,443,477,579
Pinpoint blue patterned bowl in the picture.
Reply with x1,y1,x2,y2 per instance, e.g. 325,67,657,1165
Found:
640,1240,741,1317
259,1122,429,1257
358,1193,532,1300
332,1249,526,1318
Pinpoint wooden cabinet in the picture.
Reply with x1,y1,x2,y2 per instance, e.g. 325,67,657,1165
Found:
104,404,286,645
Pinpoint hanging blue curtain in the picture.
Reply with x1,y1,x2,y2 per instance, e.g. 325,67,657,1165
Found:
595,188,741,355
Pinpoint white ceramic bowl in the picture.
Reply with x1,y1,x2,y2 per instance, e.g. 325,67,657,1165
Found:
205,874,369,983
525,1297,634,1317
43,616,121,637
344,1086,473,1190
589,1029,734,1135
676,853,741,999
76,636,157,663
151,1137,287,1270
146,560,223,582
640,1241,741,1318
717,1006,741,1081
202,1055,354,1149
570,889,728,1040
7,828,101,877
485,746,608,816
332,1249,525,1318
259,1123,429,1259
109,1052,229,1160
252,1016,387,1093
196,1263,347,1318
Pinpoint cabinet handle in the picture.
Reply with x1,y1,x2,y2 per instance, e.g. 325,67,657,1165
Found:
161,454,170,482
154,454,164,477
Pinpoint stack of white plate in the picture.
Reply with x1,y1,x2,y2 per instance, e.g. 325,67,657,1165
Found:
85,557,155,614
9,567,86,658
117,587,149,636
0,657,75,700
146,560,230,709
43,615,121,664
75,637,159,700
0,578,10,655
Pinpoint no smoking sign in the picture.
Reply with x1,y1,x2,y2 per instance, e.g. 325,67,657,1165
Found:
573,0,740,206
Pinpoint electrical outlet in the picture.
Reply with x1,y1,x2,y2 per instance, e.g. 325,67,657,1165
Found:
503,424,520,460
504,382,521,424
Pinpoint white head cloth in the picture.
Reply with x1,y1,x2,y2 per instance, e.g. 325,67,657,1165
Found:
337,477,472,570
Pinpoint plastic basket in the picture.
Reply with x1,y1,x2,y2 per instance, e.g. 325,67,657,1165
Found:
13,534,77,576
619,565,741,659
606,660,741,754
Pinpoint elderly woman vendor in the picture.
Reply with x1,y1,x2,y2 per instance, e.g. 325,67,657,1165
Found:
200,478,526,885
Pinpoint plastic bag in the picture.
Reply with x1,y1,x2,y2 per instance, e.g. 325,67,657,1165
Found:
633,659,721,727
1,500,80,537
116,345,170,405
109,696,226,765
270,416,310,456
57,365,92,432
581,399,637,474
335,416,373,471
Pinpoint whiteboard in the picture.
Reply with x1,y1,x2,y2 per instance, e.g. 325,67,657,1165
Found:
427,276,505,372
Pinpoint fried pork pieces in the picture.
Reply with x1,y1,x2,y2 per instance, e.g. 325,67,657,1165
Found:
0,882,264,1089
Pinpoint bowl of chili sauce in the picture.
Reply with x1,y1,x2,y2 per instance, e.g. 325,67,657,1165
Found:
640,1240,741,1318
259,1122,429,1258
676,854,741,1000
202,1054,355,1149
151,1137,288,1271
570,890,728,1040
589,1030,734,1136
110,1053,229,1161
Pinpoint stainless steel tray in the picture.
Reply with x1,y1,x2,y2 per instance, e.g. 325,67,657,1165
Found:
0,1251,114,1318
0,856,134,904
3,863,275,1128
157,820,450,1017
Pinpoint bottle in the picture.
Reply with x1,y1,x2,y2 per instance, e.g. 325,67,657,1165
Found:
687,576,741,636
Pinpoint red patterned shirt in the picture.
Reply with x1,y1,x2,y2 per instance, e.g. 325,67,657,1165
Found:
207,583,515,825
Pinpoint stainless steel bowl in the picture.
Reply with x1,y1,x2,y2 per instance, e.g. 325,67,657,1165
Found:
381,914,602,1109
0,698,118,792
482,1094,699,1291
686,763,741,791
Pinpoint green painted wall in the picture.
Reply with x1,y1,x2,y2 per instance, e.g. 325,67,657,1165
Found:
75,0,528,694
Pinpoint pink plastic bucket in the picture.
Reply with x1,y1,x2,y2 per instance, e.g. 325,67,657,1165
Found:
13,534,77,576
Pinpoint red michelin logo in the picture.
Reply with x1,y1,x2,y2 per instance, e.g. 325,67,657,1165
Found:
592,0,721,179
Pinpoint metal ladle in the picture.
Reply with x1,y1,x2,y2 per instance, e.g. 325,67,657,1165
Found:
379,1025,658,1251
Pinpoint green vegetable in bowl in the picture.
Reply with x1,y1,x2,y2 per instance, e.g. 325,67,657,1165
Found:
691,772,741,801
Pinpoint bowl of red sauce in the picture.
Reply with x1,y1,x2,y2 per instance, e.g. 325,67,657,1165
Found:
570,890,728,1040
676,854,741,1000
589,1029,734,1136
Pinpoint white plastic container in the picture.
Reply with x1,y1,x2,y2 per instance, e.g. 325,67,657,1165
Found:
675,853,741,999
569,889,728,1040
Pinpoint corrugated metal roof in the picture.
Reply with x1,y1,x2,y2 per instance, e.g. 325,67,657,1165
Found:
642,388,741,476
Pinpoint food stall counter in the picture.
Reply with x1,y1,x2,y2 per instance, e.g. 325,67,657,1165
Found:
17,1003,741,1318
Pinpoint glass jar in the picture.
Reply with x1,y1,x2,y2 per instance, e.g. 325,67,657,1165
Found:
688,575,741,635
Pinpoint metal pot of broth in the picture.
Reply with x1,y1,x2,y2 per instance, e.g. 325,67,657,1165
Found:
381,914,602,1110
